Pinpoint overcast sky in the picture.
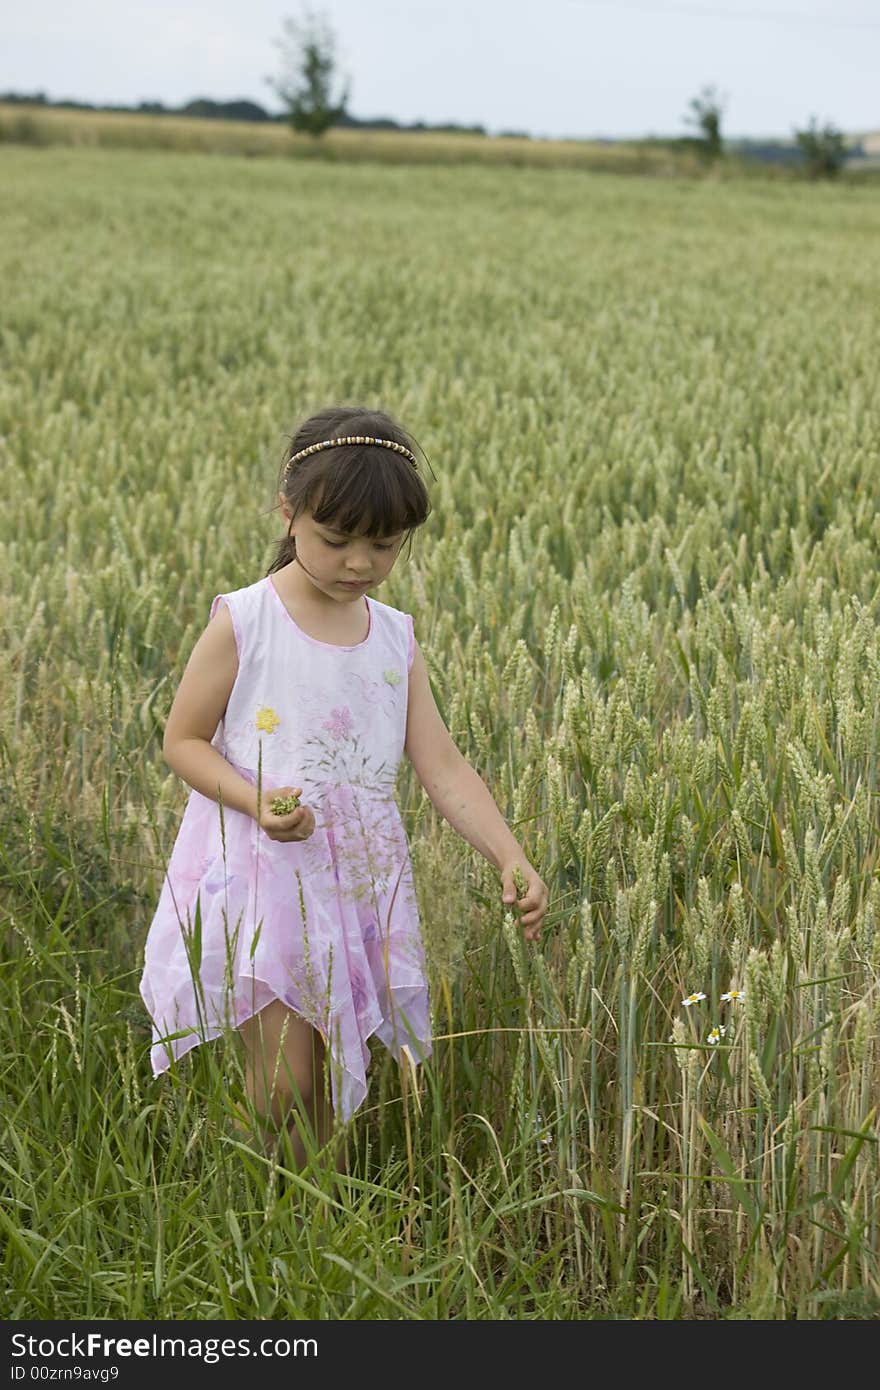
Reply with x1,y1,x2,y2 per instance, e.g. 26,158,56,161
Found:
4,0,878,140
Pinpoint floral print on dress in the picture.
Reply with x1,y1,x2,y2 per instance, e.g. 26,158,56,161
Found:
255,706,280,734
383,668,401,686
322,706,354,741
349,967,368,1015
342,671,399,721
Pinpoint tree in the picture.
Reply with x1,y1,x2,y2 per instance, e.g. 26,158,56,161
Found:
794,117,848,179
268,7,350,139
684,84,726,161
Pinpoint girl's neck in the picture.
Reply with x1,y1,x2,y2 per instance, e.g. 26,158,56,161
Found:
269,566,371,645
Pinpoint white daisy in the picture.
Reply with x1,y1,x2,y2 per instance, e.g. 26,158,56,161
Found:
721,988,746,1003
708,1025,727,1045
682,991,707,1007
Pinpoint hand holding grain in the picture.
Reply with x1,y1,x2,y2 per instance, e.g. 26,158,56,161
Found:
501,860,549,942
256,787,316,842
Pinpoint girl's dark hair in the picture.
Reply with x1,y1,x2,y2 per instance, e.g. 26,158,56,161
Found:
267,405,434,575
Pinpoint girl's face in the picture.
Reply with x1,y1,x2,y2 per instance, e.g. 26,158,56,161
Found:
279,496,406,602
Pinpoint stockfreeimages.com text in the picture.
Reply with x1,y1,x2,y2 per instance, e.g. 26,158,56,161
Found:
10,1334,316,1365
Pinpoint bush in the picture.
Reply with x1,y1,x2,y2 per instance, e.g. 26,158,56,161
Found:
0,112,52,146
794,117,848,178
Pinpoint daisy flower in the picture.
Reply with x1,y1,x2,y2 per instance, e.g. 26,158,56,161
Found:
721,988,746,1003
535,1111,552,1148
708,1025,727,1045
682,991,707,1007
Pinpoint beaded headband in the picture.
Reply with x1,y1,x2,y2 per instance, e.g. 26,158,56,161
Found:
282,435,417,482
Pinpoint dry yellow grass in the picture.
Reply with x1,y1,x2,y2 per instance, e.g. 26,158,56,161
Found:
0,100,706,174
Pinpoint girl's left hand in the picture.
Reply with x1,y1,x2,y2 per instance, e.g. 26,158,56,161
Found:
501,860,549,942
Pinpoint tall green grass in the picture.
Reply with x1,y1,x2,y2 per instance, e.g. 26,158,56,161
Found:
2,147,879,1319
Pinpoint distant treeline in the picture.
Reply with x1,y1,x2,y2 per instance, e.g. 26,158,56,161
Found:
0,91,493,137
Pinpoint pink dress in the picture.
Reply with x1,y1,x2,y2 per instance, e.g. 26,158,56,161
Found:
139,573,431,1122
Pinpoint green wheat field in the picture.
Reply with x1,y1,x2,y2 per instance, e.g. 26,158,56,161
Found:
2,143,880,1320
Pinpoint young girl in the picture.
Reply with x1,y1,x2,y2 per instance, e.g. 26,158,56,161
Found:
139,405,548,1167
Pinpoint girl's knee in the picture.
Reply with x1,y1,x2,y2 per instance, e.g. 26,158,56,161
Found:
246,1057,316,1121
238,1001,328,1129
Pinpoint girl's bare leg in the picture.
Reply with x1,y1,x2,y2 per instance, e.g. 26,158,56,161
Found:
236,1000,335,1169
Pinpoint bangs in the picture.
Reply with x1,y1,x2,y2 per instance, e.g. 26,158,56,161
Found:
307,446,428,537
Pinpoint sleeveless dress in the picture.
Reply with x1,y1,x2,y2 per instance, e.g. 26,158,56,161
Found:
138,574,432,1123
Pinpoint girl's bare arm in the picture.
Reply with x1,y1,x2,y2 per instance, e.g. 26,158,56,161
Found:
162,603,260,818
404,640,548,937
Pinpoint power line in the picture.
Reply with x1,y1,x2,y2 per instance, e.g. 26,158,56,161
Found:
566,0,880,29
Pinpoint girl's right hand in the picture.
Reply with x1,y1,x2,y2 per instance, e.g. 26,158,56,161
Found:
256,787,316,842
